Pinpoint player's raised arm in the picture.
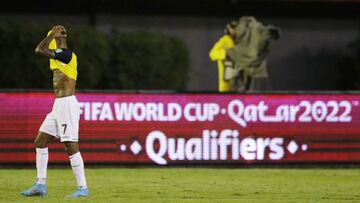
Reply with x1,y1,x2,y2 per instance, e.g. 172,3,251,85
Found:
35,25,65,58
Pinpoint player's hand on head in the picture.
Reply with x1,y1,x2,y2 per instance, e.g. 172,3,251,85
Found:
51,25,66,38
51,26,61,37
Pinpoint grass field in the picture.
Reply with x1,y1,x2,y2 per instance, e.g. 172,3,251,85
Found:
0,168,360,203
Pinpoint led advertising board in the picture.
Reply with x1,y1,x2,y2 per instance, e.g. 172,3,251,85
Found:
0,92,359,165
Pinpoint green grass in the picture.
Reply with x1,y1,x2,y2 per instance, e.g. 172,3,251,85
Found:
0,168,360,202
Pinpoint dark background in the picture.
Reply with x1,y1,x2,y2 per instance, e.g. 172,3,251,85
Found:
1,0,360,91
2,0,360,19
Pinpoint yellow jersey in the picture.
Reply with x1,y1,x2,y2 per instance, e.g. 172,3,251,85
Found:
48,32,78,80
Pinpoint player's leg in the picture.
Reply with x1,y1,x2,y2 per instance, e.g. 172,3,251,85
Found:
58,96,89,197
21,110,58,197
20,132,55,197
34,132,55,184
64,142,89,197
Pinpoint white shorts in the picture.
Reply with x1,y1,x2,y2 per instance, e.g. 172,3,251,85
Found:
39,95,80,142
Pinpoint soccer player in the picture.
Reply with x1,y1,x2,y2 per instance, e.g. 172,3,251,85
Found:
20,25,89,198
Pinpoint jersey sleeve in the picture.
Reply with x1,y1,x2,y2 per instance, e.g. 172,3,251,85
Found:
53,49,73,64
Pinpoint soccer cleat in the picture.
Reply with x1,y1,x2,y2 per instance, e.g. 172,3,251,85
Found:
65,187,90,198
20,183,47,197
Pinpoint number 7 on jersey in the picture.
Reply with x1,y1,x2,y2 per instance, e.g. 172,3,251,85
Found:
62,124,67,134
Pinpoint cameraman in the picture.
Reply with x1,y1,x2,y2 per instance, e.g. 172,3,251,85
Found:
209,21,238,92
